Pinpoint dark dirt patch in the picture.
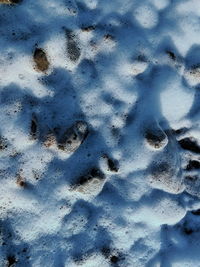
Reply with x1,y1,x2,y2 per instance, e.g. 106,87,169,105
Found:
30,116,38,139
43,133,57,148
184,227,194,235
104,34,114,41
7,255,17,267
0,137,7,150
185,175,198,181
186,160,200,171
179,137,200,154
110,255,119,263
10,0,22,3
66,30,81,62
192,209,200,215
81,25,95,32
101,247,124,265
101,247,111,258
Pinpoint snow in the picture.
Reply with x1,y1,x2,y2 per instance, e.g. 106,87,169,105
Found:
0,0,200,266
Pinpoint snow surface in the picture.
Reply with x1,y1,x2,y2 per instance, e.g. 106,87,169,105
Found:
0,0,200,266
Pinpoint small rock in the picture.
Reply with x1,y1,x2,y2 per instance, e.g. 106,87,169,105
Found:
192,209,200,215
33,48,50,72
16,174,26,188
102,154,119,173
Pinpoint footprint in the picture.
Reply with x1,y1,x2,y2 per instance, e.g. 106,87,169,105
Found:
7,255,17,267
101,154,119,173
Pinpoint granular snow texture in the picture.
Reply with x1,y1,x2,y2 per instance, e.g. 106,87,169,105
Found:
0,0,200,266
